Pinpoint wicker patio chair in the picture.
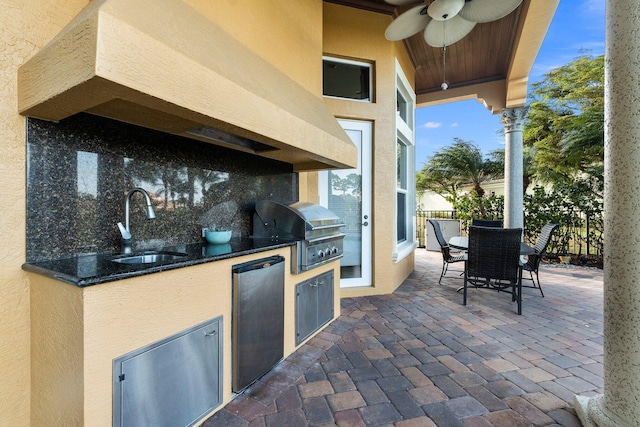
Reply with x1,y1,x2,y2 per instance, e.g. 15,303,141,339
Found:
471,219,503,228
463,225,524,314
521,223,559,297
428,219,466,284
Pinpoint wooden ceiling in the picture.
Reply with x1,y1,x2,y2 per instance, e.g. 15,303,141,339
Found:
324,0,528,99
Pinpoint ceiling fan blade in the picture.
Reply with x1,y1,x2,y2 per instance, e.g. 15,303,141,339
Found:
384,0,423,5
385,5,430,41
424,15,476,47
458,0,523,23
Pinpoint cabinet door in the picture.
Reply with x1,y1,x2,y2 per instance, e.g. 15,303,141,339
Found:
296,280,318,345
114,317,222,427
317,270,334,329
295,270,334,345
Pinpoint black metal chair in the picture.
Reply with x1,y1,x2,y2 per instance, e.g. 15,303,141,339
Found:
471,219,503,228
463,226,524,314
521,223,559,297
428,219,466,284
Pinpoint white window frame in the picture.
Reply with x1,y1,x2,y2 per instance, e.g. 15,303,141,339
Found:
322,56,373,103
393,59,417,262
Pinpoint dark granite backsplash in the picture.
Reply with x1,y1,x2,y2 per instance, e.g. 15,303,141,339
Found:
27,113,298,262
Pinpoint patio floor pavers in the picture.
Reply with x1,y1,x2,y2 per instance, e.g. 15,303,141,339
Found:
202,249,604,426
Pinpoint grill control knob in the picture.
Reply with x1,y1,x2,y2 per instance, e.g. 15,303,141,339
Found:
317,249,326,259
331,246,339,255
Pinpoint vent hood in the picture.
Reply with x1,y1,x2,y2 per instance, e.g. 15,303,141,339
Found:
18,0,357,171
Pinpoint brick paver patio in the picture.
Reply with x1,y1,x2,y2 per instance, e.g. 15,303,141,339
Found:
203,248,603,426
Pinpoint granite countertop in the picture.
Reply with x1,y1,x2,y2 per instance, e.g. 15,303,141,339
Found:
22,237,297,287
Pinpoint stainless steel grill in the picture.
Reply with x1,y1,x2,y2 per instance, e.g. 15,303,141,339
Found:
253,200,345,274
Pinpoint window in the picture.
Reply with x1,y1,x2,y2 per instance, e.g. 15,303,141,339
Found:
397,89,409,123
323,57,372,102
394,60,417,261
397,140,408,243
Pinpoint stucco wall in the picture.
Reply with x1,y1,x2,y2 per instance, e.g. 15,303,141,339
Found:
185,0,322,96
2,1,329,425
418,179,509,211
1,1,89,424
323,3,416,297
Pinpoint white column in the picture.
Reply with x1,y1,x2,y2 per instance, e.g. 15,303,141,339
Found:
575,1,640,426
500,107,527,229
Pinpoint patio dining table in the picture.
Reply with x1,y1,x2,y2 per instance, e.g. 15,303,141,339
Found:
449,236,536,256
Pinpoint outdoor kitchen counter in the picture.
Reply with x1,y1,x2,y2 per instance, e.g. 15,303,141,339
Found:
22,237,297,287
28,240,340,425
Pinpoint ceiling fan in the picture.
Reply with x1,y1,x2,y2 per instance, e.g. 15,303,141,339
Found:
384,0,523,47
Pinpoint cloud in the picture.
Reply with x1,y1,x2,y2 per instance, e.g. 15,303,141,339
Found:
423,121,442,129
584,0,604,15
450,122,459,128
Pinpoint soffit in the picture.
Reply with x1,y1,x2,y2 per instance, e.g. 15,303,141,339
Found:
325,0,558,113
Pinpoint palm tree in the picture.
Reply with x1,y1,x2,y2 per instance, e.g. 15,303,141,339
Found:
417,139,503,202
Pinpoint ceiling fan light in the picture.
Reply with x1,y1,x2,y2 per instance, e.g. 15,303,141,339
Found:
424,15,476,47
458,0,523,23
427,0,465,21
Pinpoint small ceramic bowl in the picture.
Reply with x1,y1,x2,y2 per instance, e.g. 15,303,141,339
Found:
205,229,232,244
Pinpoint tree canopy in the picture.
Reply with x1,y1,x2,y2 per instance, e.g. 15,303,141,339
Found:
416,138,503,204
524,54,604,192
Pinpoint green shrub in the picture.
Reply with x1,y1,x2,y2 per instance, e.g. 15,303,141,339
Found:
523,185,603,257
448,185,603,259
451,191,504,232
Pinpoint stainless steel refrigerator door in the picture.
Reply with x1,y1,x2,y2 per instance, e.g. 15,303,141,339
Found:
232,255,285,392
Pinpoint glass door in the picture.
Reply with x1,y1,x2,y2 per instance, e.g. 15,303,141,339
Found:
319,120,372,288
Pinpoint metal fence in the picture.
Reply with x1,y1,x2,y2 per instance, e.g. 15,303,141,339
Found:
417,209,602,259
416,210,456,248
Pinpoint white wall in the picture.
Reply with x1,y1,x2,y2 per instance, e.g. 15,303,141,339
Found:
417,179,506,211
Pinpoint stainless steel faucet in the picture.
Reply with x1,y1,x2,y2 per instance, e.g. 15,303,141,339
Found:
117,188,156,253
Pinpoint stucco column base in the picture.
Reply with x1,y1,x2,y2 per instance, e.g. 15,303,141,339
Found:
575,395,630,427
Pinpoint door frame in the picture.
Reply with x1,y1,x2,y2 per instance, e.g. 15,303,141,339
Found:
319,119,372,288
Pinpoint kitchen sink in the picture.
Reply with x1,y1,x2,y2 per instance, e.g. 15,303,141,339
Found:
111,251,188,265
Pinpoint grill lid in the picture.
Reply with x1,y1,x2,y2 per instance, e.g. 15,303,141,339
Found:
253,200,344,240
287,202,343,230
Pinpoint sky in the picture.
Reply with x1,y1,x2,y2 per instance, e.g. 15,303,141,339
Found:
414,0,606,170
